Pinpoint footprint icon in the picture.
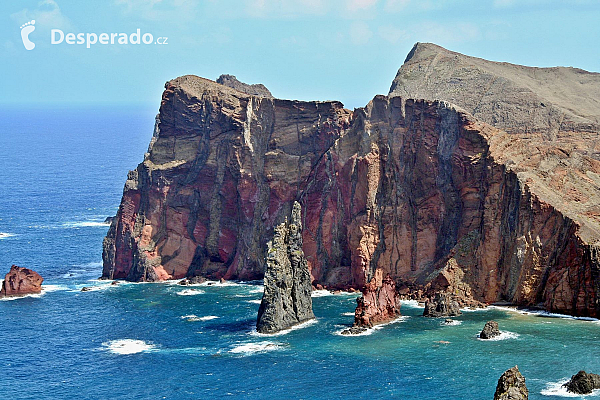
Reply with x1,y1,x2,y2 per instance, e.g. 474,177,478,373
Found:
20,20,36,50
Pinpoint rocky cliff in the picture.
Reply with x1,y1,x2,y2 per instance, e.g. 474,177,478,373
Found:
103,45,600,317
256,201,314,334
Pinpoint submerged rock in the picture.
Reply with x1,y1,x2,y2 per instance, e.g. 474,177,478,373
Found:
178,276,206,286
494,366,528,400
256,202,314,334
563,370,600,394
423,292,462,318
0,265,43,297
81,287,93,292
353,269,401,328
480,320,501,339
341,326,368,335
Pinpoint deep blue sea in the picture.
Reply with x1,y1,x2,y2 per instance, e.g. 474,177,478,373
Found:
1,106,600,399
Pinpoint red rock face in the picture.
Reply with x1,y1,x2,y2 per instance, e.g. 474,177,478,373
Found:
0,265,43,297
354,268,401,327
103,75,600,317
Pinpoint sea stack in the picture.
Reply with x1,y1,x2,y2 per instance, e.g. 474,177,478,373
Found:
256,202,314,334
480,320,501,339
494,366,528,400
0,265,43,297
353,269,401,328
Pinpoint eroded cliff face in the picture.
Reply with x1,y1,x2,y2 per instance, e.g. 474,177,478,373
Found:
102,75,351,282
103,55,600,317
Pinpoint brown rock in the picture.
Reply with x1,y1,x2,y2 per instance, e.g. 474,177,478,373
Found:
353,268,401,327
0,265,43,297
102,46,600,318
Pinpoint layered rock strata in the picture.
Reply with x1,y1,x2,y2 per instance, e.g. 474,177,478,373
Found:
103,45,600,317
494,366,528,400
0,265,43,297
353,268,401,328
256,202,314,334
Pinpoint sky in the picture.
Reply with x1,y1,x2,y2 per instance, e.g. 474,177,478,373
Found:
1,0,599,109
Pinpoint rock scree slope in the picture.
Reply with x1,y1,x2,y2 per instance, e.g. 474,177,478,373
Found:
103,44,600,317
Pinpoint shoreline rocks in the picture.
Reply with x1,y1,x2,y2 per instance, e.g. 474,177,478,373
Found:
480,320,501,339
256,202,314,334
0,265,43,297
563,371,600,394
494,366,528,400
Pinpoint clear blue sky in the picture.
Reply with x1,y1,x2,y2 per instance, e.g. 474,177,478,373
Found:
1,0,599,109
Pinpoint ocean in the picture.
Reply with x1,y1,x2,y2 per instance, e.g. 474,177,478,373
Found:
1,106,599,399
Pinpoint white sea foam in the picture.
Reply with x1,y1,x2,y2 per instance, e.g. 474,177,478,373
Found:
247,299,262,304
102,339,156,355
539,379,599,397
43,284,70,292
63,221,110,228
248,286,264,294
489,306,600,322
333,316,409,337
229,341,284,355
250,318,318,337
176,289,205,296
311,290,333,297
333,325,376,337
476,331,520,341
181,315,219,322
342,312,355,316
442,320,462,326
199,280,239,287
400,299,424,308
0,232,15,239
0,292,43,301
198,315,219,321
73,283,112,293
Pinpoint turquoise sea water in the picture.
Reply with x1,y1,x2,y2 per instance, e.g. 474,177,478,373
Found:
1,107,599,399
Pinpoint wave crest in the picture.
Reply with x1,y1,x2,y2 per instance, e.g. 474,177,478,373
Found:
102,339,156,355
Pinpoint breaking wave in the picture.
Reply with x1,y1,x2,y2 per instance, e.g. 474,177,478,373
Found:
228,341,284,356
476,331,520,341
540,379,599,397
250,319,318,337
176,289,205,296
181,315,219,322
102,339,157,355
